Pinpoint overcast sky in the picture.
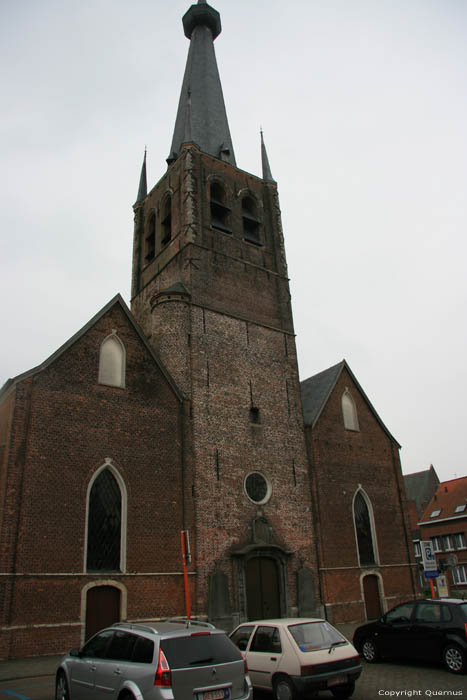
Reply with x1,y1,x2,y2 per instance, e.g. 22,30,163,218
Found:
1,0,466,484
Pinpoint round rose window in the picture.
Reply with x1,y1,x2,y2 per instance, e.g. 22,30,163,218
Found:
244,472,271,505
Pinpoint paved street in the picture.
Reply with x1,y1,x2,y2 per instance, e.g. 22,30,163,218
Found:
0,660,465,700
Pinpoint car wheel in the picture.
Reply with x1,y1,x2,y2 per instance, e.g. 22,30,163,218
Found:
55,671,70,700
331,681,355,699
361,638,379,663
443,644,466,674
273,675,297,700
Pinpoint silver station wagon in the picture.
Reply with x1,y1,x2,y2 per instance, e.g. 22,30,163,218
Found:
230,618,361,700
56,620,253,700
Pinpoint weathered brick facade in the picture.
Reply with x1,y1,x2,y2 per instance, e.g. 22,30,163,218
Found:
302,362,418,624
0,300,190,658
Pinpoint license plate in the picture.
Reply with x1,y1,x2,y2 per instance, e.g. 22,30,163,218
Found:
328,675,347,688
204,689,230,700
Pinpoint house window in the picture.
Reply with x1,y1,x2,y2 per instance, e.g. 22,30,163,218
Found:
453,532,466,549
342,389,359,431
242,195,261,245
98,334,126,388
430,509,441,518
455,504,466,513
413,541,421,557
353,490,376,566
87,469,123,572
431,536,442,553
210,182,231,233
453,565,467,585
145,213,156,261
161,195,172,245
442,535,453,551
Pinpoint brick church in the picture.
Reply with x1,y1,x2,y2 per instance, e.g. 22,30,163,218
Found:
0,1,418,659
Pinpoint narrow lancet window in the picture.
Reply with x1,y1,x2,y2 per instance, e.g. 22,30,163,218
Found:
98,334,126,388
161,195,172,245
87,469,122,572
145,213,156,261
354,491,376,566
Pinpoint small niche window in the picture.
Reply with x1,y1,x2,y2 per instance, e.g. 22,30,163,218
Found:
245,471,271,505
210,182,231,233
242,196,261,245
98,334,126,388
342,389,359,431
249,407,260,424
145,213,156,261
161,195,172,245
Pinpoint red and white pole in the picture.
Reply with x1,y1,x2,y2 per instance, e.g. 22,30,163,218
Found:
181,530,191,620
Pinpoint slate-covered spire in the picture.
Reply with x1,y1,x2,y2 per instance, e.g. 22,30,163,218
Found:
261,129,275,182
136,149,147,203
167,1,236,166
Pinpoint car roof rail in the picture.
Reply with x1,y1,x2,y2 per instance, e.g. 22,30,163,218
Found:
163,617,216,629
111,622,159,634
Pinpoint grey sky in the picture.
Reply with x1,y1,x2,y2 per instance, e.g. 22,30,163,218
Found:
1,0,466,483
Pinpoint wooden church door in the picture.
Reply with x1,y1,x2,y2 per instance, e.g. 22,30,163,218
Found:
246,557,280,620
363,575,381,620
85,585,121,641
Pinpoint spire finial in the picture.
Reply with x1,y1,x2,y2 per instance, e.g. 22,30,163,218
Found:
261,129,275,182
136,148,148,203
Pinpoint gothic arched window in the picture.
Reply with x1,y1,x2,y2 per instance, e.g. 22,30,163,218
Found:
353,490,377,566
342,389,359,431
86,468,123,572
98,334,125,388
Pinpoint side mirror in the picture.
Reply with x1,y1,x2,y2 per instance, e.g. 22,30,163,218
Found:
69,648,81,657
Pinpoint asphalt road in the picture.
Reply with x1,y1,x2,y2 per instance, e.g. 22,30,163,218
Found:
0,661,465,700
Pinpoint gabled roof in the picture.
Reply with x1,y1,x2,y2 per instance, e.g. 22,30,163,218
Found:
0,294,184,403
419,476,467,525
403,465,440,516
300,359,400,446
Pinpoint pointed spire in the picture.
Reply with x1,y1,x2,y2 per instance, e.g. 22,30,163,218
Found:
261,129,275,182
167,2,236,166
136,149,147,203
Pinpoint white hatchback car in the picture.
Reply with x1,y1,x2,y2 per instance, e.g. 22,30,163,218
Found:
230,618,361,700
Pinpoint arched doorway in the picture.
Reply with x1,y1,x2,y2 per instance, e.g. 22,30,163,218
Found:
246,556,280,620
85,585,121,641
363,574,381,620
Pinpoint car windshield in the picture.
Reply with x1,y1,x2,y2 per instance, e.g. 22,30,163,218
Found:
288,622,346,652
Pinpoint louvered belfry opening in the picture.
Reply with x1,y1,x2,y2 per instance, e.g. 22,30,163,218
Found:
87,469,122,572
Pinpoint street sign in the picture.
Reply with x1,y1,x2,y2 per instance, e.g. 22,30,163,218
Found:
420,540,436,571
424,569,439,579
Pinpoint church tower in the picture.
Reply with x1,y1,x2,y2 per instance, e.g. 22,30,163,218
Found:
131,0,321,625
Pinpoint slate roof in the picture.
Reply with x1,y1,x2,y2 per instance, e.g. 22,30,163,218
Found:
300,359,400,445
419,476,467,525
168,0,236,166
0,295,184,403
403,465,440,517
